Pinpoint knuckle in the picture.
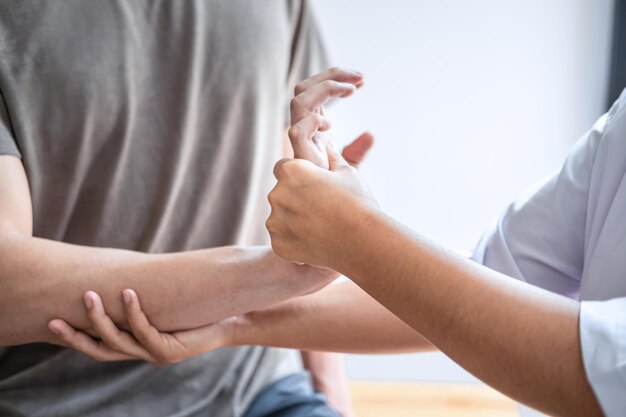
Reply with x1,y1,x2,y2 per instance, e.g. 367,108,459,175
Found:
285,161,306,177
272,240,286,258
290,96,302,112
274,162,287,178
276,159,308,181
321,79,336,91
294,82,306,95
314,114,329,130
288,125,299,141
267,218,283,237
281,161,295,176
311,113,323,125
265,218,274,232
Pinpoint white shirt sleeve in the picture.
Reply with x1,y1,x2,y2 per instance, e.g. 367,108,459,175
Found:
580,298,626,417
471,97,626,416
472,113,605,296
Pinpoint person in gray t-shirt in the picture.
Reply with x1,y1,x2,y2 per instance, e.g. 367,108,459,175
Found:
0,1,360,416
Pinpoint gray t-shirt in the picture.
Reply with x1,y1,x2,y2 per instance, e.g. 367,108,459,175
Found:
0,1,327,416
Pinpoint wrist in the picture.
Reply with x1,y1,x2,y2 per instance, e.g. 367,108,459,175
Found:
219,314,249,347
328,200,384,274
227,293,315,348
263,246,338,295
227,312,257,347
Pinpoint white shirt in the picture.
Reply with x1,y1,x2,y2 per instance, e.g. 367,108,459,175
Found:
472,90,626,416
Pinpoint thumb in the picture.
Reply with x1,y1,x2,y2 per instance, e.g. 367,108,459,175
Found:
326,142,349,171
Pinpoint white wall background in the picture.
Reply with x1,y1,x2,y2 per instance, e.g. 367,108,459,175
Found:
311,0,615,383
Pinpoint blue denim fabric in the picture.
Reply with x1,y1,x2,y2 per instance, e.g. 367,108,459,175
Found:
243,372,340,417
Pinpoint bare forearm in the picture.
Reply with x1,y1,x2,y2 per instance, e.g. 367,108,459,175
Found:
233,281,432,354
334,210,600,417
0,234,316,346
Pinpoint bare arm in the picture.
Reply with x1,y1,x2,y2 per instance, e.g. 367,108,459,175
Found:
336,213,597,416
49,279,433,363
0,155,334,346
267,148,602,417
233,281,432,354
51,69,423,358
283,128,354,416
285,68,371,417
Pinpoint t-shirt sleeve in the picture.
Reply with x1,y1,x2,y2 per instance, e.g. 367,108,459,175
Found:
471,113,605,297
286,0,330,100
579,298,626,417
0,91,21,158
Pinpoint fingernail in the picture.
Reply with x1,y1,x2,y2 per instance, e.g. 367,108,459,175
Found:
50,326,62,336
123,290,132,305
337,81,355,88
84,293,93,309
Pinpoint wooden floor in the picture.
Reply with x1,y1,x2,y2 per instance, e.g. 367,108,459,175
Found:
350,381,519,417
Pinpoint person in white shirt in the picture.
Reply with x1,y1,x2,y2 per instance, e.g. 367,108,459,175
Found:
51,68,625,417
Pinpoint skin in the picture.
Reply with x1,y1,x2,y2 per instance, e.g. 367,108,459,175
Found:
0,154,339,347
284,67,372,417
43,72,416,413
0,146,356,413
43,68,374,355
16,67,367,417
266,150,603,417
232,281,433,355
51,68,603,416
300,351,352,417
0,72,361,337
49,280,432,359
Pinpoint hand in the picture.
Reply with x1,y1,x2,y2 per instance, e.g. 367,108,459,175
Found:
47,289,236,366
289,67,373,169
289,69,369,417
266,145,379,269
45,256,338,364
